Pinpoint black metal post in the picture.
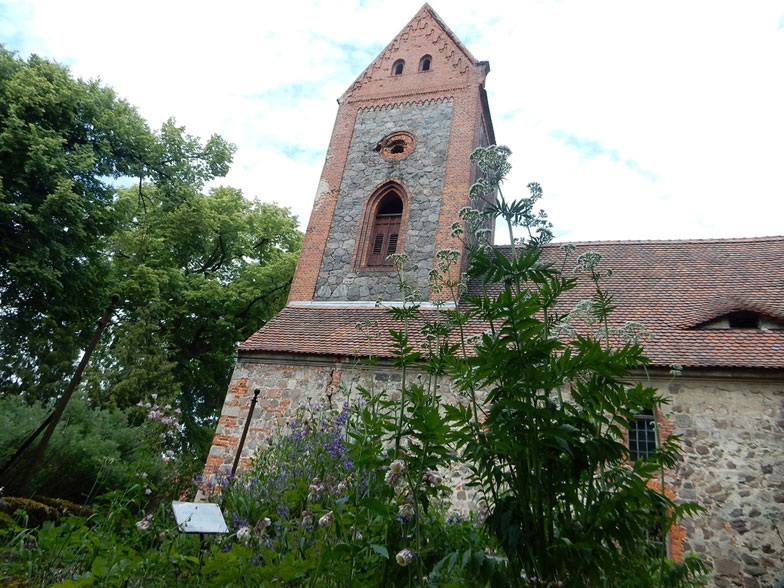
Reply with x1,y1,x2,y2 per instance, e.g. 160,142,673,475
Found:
231,388,260,476
17,294,121,495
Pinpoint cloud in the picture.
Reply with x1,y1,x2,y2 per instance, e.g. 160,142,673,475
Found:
2,0,783,244
551,131,620,162
551,131,659,183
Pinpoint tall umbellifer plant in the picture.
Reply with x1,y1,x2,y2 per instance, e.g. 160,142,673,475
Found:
443,146,706,587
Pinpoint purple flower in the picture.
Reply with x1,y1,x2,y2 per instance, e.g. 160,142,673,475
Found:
422,470,443,487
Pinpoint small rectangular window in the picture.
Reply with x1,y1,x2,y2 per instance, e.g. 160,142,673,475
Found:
629,409,657,461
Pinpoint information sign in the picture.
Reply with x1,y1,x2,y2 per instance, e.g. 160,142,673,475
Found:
171,501,228,534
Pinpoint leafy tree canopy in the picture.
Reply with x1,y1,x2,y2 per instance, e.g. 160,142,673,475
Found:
84,185,301,450
0,47,301,453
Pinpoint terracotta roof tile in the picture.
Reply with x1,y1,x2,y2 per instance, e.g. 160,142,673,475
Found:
240,236,784,370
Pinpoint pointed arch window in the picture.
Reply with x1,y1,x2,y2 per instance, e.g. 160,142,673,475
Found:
419,55,432,72
354,182,409,270
367,191,403,266
392,59,404,75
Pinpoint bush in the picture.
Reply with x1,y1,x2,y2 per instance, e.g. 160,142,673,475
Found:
212,400,496,587
0,393,201,504
0,395,137,501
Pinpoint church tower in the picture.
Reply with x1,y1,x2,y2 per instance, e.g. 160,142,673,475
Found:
288,3,495,304
203,4,494,482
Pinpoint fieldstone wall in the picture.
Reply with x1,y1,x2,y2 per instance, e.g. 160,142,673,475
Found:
314,98,454,301
203,360,784,586
201,355,477,511
657,374,784,588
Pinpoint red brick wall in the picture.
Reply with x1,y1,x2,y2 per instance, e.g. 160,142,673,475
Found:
287,105,359,302
431,88,482,300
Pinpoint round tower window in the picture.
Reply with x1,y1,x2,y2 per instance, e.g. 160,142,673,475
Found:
375,131,416,161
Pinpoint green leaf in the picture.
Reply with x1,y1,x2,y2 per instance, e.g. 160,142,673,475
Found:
371,544,389,559
359,497,389,517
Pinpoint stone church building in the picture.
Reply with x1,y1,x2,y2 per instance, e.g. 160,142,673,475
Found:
203,5,784,586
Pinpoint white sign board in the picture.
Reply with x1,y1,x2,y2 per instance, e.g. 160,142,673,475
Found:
171,501,229,534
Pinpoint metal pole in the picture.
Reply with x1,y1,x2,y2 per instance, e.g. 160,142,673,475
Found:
17,294,121,495
231,388,260,476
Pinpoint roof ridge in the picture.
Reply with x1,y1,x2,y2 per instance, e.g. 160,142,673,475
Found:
491,235,784,248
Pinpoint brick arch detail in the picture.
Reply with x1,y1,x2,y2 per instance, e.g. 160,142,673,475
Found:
357,96,454,113
351,180,411,272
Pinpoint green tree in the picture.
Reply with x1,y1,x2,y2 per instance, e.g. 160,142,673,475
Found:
0,393,137,501
0,48,301,456
0,47,233,402
84,185,301,451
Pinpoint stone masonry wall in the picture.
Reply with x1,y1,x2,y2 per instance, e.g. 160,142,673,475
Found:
203,359,784,586
313,99,454,301
656,375,784,588
202,355,477,512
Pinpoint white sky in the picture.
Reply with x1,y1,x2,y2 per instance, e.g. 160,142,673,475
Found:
2,0,783,243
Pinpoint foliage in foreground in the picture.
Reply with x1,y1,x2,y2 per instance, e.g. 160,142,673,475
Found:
0,394,201,504
445,146,707,586
0,146,707,587
212,397,495,587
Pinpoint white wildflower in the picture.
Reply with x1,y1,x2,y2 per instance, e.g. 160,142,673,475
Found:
422,470,443,487
236,526,252,544
385,459,406,487
135,514,152,532
318,511,334,527
574,251,603,273
396,548,414,567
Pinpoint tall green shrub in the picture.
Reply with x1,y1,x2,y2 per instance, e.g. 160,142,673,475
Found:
442,145,705,586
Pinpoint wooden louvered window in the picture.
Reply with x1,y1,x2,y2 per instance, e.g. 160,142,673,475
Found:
367,192,403,266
